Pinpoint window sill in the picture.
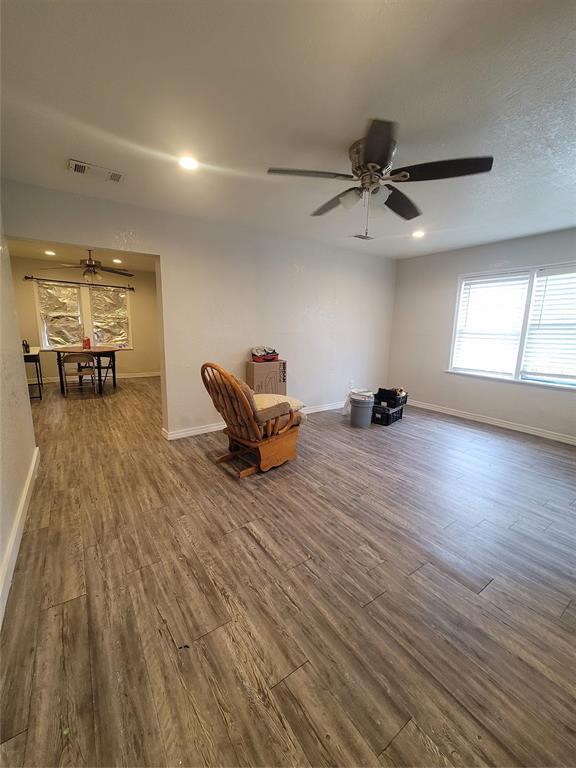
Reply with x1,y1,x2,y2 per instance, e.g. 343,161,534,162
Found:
445,370,576,393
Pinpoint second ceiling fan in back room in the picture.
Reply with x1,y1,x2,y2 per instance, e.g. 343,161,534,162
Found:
40,249,135,279
267,119,494,239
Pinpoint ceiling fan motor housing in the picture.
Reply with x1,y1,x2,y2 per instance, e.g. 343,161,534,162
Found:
349,138,395,189
81,258,101,268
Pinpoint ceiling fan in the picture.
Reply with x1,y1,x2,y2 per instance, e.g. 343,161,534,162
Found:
40,249,134,278
267,119,493,239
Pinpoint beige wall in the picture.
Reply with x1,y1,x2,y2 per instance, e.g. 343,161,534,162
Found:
10,256,161,380
2,181,397,436
388,229,576,440
0,234,38,624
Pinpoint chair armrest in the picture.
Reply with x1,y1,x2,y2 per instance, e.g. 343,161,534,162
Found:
276,409,295,434
253,401,292,425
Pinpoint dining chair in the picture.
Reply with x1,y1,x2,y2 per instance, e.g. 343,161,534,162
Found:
61,352,97,396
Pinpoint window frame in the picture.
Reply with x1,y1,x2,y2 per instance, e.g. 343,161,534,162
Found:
34,281,134,351
448,262,576,391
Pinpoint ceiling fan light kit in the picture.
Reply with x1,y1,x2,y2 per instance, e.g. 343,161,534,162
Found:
83,267,103,281
268,118,493,239
339,188,363,211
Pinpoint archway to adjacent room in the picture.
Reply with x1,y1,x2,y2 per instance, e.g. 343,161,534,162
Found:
7,236,167,439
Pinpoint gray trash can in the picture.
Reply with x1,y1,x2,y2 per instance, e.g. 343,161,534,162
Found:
350,393,374,428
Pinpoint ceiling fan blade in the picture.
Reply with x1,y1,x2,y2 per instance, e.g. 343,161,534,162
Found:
363,119,397,169
390,156,493,182
39,264,83,270
268,168,354,181
311,187,361,216
382,184,421,220
99,266,135,277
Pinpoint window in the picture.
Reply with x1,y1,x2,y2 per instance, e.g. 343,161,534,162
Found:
450,264,576,388
521,268,576,386
36,282,83,348
451,273,530,377
90,286,131,347
35,281,132,349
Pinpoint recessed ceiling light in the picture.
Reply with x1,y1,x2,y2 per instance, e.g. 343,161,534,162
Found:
113,258,122,264
412,230,425,239
44,250,56,255
178,156,199,170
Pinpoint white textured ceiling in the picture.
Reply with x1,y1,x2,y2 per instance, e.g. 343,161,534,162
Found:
2,0,575,258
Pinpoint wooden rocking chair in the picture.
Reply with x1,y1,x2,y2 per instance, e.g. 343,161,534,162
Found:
201,362,304,478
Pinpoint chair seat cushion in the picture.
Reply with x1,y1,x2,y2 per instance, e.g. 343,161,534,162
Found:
252,393,306,427
253,403,307,429
253,393,305,412
253,408,306,430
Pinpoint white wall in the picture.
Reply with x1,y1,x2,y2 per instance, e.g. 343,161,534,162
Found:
0,230,39,624
10,256,161,380
388,229,576,441
2,181,397,436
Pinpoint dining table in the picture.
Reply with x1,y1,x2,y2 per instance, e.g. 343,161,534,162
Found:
54,346,124,395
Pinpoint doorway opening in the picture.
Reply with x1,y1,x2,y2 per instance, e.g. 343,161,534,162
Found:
8,237,166,438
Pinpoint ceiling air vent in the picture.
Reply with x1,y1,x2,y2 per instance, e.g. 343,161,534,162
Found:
67,158,125,183
71,160,88,174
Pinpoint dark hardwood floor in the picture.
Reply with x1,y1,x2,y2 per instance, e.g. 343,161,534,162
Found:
1,378,575,767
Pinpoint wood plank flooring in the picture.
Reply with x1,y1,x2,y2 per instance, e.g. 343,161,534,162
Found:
1,378,575,767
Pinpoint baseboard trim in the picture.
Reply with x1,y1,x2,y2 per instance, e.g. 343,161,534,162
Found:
302,401,345,414
0,446,40,625
162,422,225,440
29,372,160,384
117,372,161,379
162,400,346,441
407,400,576,446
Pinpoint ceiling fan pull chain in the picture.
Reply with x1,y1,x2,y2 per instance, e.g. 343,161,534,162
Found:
363,189,370,238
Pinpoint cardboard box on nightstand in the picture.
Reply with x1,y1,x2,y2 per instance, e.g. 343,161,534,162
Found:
245,360,287,394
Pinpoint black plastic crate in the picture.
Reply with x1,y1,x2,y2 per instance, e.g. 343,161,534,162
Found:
374,388,408,408
372,404,404,426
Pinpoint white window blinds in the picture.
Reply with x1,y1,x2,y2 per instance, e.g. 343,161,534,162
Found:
520,267,576,386
452,273,530,377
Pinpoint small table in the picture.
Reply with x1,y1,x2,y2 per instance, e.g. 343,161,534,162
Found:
24,346,43,400
54,346,122,395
